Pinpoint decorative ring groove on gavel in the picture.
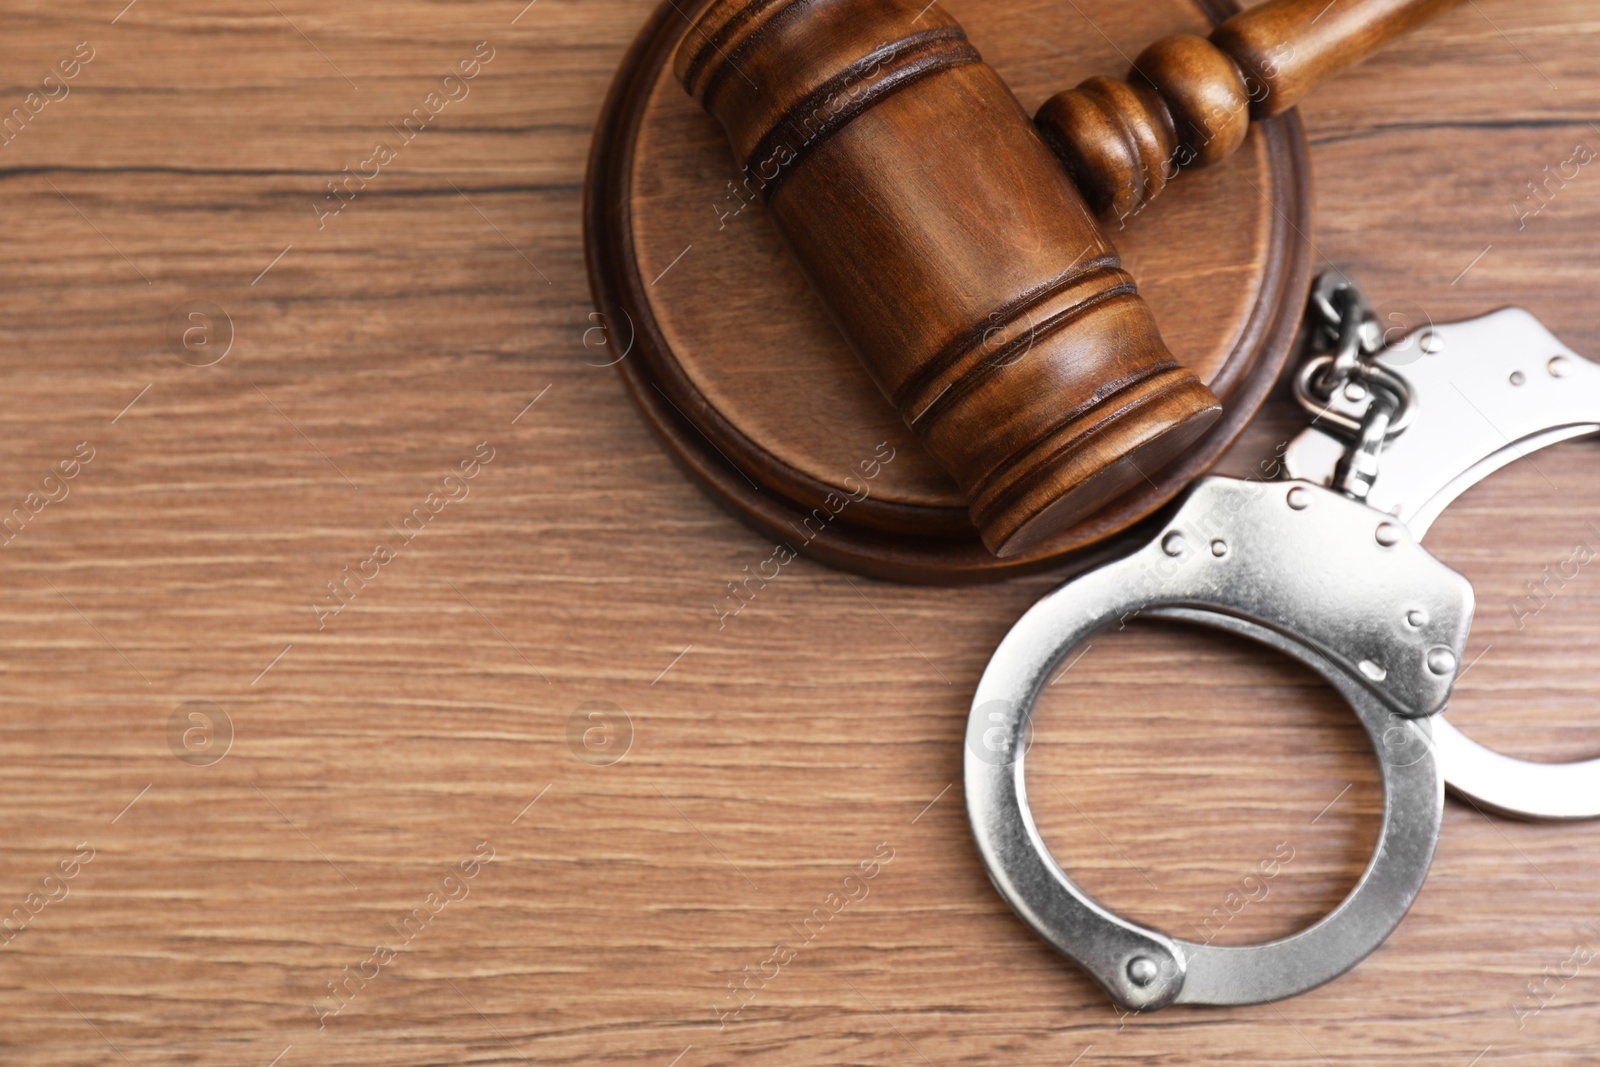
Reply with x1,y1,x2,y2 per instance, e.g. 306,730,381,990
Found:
680,12,985,201
1037,0,1466,222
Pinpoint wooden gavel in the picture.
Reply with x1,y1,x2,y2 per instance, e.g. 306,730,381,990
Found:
675,0,1462,557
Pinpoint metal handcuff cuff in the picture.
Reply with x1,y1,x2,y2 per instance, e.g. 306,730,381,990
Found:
965,272,1600,1010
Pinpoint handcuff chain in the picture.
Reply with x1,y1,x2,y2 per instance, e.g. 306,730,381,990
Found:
1293,272,1418,502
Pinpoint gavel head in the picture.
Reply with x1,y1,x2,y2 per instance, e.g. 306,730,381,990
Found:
675,0,1221,557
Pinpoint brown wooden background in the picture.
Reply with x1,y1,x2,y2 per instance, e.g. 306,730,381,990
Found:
2,0,1599,1064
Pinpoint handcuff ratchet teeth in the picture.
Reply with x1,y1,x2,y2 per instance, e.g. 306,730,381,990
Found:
967,271,1600,1009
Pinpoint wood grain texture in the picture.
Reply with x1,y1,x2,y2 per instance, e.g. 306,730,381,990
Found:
1213,0,1468,118
1,0,1599,1065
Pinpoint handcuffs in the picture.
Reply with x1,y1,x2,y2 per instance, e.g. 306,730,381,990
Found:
966,273,1600,1009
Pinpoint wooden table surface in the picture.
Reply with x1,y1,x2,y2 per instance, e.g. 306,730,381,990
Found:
3,1,1600,1064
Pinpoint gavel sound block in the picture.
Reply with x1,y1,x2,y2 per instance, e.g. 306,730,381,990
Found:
584,0,1319,581
675,0,1223,557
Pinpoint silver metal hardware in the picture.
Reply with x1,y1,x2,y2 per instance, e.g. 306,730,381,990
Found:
966,477,1471,1008
1294,272,1416,448
1332,389,1396,502
1283,287,1600,819
1284,304,1600,535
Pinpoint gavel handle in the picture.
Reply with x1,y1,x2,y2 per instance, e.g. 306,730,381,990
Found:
1036,0,1465,222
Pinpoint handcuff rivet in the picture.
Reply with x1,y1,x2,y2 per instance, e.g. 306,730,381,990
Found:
1359,660,1388,682
1406,609,1429,629
1286,486,1312,511
1550,355,1573,378
1343,382,1368,402
1210,539,1229,558
1375,523,1402,547
1420,331,1444,354
1426,647,1457,676
1510,370,1526,387
1127,956,1159,987
1161,532,1187,557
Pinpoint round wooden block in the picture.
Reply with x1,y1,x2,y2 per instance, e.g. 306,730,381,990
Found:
585,0,1313,582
